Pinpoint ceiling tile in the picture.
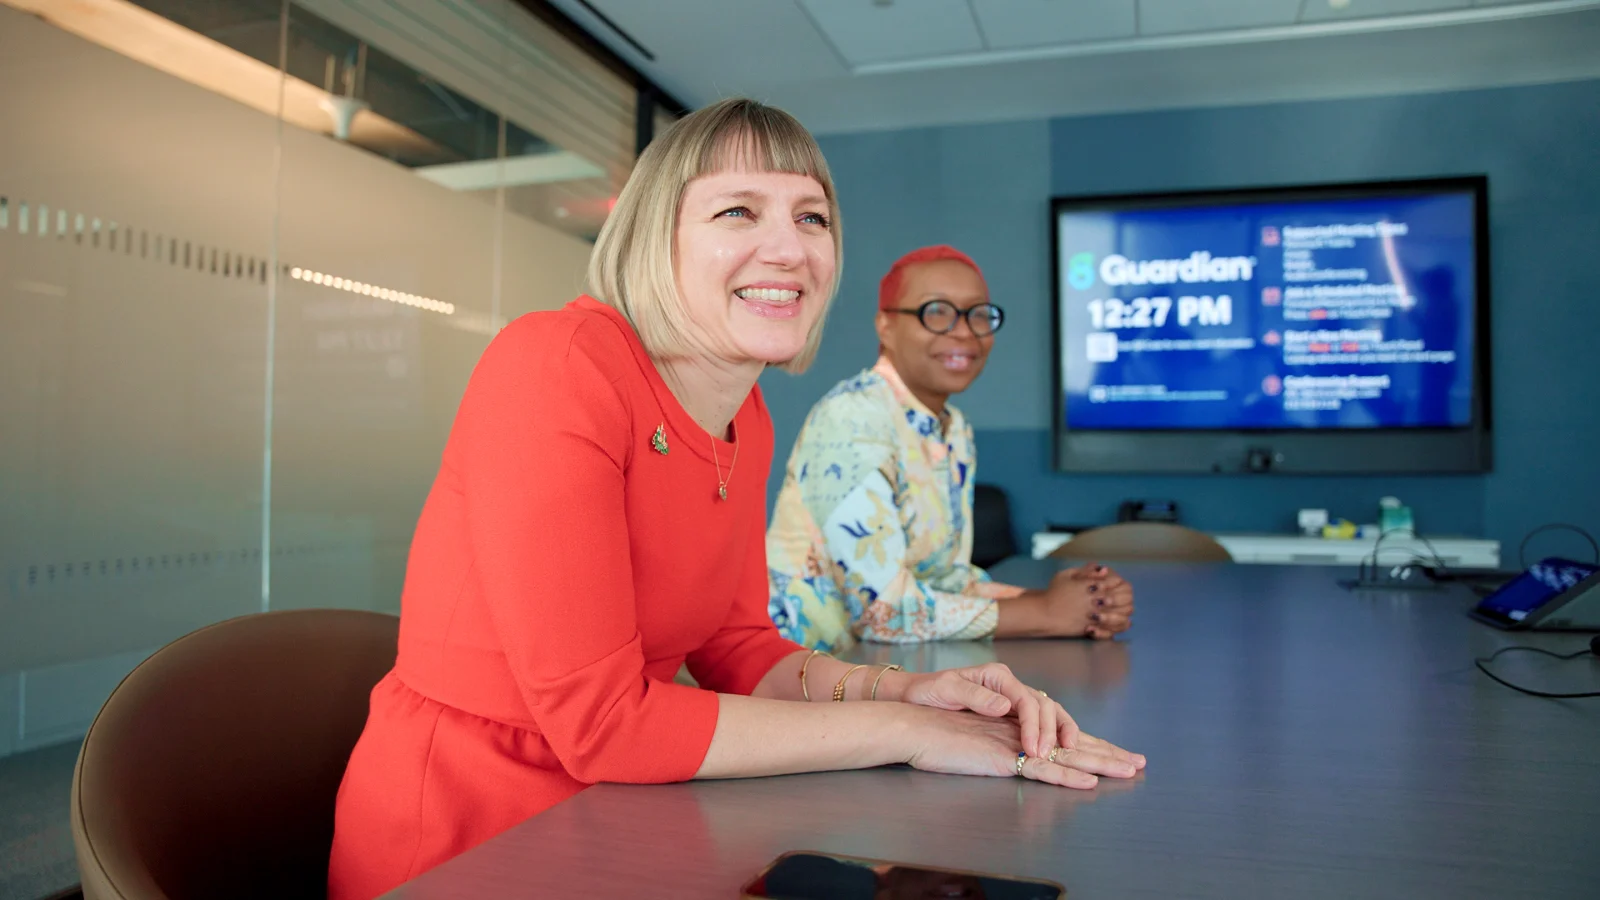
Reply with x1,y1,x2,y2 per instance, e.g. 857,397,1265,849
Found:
545,0,848,105
557,1,1600,135
1300,0,1470,23
970,0,1137,50
1137,0,1303,36
797,0,983,66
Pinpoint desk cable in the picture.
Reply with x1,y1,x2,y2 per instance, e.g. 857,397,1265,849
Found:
1518,523,1599,569
1353,530,1451,587
1474,640,1600,699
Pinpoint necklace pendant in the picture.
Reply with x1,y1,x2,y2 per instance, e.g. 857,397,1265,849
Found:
650,423,669,455
718,485,728,501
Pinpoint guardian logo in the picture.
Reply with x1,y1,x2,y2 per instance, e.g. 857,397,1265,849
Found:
1100,251,1257,286
1066,252,1097,291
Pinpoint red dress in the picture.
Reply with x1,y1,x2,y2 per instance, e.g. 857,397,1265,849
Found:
327,297,801,900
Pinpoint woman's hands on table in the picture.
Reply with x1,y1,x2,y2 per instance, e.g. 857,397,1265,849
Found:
995,563,1135,640
710,655,1143,787
900,704,1143,788
886,661,1145,788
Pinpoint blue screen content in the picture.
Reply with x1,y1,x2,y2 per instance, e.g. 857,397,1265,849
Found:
1058,191,1477,430
1477,559,1600,622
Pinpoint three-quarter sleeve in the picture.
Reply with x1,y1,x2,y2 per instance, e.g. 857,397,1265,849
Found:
454,318,719,785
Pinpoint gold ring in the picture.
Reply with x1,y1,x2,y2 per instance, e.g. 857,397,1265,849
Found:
1014,752,1027,776
1037,689,1048,699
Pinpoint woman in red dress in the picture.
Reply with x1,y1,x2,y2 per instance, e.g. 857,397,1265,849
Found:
327,98,1144,900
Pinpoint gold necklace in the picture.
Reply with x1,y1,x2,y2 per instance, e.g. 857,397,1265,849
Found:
711,431,738,501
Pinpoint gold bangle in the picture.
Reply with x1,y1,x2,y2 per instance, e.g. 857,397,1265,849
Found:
833,665,868,702
799,649,829,702
869,664,903,701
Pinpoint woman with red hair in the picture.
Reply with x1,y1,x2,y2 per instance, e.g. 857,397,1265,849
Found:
767,245,1135,651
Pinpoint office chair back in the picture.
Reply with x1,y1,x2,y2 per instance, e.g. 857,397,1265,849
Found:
72,609,399,900
971,483,1019,569
1050,522,1233,563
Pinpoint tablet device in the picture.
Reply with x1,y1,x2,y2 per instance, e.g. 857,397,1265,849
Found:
742,850,1065,900
1469,557,1600,630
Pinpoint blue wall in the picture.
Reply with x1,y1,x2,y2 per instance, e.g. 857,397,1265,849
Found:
764,80,1600,558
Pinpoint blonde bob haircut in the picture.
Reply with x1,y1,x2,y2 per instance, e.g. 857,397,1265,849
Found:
586,97,843,374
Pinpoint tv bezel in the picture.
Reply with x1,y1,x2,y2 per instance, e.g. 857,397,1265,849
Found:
1049,175,1493,475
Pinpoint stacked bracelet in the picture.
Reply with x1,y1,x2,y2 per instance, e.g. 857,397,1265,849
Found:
869,664,903,701
799,649,830,702
833,665,868,702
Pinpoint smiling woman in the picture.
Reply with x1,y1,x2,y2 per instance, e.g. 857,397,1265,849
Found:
766,246,1139,650
588,100,843,379
325,98,1142,900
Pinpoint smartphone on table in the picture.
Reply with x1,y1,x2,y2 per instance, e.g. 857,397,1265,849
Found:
1469,557,1600,630
741,850,1065,899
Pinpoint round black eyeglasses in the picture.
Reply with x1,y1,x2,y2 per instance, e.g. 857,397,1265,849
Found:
887,299,1005,336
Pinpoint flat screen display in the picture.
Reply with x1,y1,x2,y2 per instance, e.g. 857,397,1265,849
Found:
1056,183,1482,432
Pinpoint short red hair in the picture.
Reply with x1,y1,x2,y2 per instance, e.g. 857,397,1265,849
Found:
877,245,985,311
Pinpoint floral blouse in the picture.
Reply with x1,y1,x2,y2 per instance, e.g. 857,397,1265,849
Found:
766,358,1020,651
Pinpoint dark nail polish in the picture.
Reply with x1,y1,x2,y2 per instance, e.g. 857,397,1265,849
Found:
1088,583,1099,594
1095,598,1106,607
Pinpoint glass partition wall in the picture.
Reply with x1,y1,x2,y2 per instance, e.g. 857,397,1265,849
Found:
0,0,678,762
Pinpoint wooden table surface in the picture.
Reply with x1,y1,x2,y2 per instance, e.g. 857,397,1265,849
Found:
389,560,1600,899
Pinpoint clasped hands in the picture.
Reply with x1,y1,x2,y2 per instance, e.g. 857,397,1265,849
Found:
995,563,1136,640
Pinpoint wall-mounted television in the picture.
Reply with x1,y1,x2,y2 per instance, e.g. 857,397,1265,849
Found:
1051,176,1491,474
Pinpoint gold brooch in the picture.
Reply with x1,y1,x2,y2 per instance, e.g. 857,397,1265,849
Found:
650,423,669,455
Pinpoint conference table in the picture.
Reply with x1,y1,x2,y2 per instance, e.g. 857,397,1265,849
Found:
388,560,1600,898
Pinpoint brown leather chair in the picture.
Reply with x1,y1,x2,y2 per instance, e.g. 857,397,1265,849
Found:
72,609,398,900
1050,522,1233,563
